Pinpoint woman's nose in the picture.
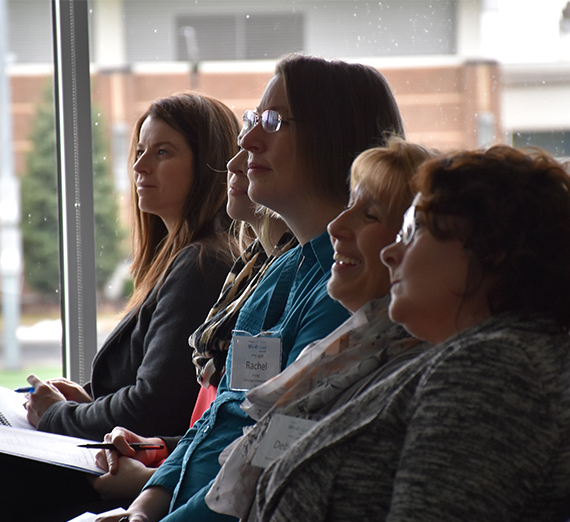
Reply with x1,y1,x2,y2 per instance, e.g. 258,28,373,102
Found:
227,149,248,176
380,240,402,269
134,152,150,173
327,208,354,242
240,119,265,152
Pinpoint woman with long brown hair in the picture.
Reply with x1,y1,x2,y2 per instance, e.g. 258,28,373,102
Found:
25,92,240,441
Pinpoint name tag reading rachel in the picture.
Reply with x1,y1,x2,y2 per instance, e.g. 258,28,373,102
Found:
230,334,282,391
252,414,317,468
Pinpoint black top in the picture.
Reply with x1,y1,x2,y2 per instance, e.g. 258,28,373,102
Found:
37,245,231,440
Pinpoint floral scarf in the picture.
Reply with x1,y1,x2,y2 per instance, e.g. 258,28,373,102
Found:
205,295,427,519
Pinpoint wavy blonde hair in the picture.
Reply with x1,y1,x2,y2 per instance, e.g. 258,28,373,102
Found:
350,136,437,230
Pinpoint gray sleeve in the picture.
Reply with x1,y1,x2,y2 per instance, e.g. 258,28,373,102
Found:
159,435,182,454
387,341,558,522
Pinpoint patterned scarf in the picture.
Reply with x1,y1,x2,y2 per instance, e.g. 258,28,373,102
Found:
190,232,297,387
205,295,427,519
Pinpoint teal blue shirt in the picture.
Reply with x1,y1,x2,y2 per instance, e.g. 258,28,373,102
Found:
145,231,350,521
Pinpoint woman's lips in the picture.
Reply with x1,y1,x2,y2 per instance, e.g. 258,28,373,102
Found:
136,178,156,190
136,184,156,192
333,251,360,266
228,182,248,196
247,162,270,176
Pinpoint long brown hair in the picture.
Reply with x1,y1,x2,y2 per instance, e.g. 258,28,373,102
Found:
126,92,240,314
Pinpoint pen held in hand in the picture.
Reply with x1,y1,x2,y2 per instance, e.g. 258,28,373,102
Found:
14,386,35,393
77,443,164,450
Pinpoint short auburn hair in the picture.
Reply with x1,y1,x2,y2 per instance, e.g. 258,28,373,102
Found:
415,145,570,330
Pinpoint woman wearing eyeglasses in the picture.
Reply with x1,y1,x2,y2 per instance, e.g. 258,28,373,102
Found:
202,137,434,521
248,145,570,522
97,53,404,522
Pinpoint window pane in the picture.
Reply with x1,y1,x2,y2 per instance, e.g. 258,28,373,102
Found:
3,0,570,383
1,0,62,384
512,131,570,159
174,13,305,61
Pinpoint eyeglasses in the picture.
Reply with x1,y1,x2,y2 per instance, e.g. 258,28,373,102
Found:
396,195,422,245
242,109,290,135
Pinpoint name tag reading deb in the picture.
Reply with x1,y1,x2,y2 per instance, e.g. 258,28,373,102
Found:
252,414,317,468
230,333,282,391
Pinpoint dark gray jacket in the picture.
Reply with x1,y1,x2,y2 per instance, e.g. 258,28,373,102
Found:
37,245,230,440
254,314,570,522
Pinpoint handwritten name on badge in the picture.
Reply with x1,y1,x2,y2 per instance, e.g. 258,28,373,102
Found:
230,335,281,391
252,414,317,468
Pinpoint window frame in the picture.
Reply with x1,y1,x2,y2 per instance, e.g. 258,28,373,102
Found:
52,0,98,383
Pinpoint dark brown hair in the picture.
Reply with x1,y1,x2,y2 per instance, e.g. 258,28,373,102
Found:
275,54,405,206
127,92,240,313
415,145,570,330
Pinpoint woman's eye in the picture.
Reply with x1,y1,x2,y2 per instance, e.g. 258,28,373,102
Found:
158,148,168,155
135,149,144,158
364,206,382,221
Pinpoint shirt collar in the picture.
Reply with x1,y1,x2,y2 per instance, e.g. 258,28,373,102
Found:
301,230,334,273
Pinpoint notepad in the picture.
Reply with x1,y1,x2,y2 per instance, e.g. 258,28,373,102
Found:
0,386,105,475
0,385,35,429
0,425,104,475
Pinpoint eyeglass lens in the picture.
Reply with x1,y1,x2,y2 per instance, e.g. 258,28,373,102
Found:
242,110,282,134
397,205,416,245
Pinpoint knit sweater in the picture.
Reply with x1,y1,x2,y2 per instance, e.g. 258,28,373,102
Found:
253,313,570,522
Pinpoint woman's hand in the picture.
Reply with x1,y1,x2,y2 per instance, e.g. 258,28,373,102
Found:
89,456,157,500
25,374,67,427
95,427,169,474
46,377,93,403
95,486,171,522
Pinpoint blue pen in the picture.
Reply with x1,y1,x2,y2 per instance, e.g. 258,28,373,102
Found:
14,386,35,393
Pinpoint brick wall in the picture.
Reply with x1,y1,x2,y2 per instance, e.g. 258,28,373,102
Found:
9,61,503,178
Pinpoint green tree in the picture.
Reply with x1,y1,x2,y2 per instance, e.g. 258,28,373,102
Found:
21,84,125,301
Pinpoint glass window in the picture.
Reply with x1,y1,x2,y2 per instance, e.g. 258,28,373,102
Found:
175,13,305,61
1,0,61,385
2,0,569,385
512,130,570,159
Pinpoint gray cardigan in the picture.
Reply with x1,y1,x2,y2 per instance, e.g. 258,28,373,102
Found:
37,245,231,440
253,313,570,522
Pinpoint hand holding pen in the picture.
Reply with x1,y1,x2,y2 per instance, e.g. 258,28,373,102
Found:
94,426,169,474
19,374,67,428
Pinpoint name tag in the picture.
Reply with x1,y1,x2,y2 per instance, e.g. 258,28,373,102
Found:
252,414,317,468
230,334,282,391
